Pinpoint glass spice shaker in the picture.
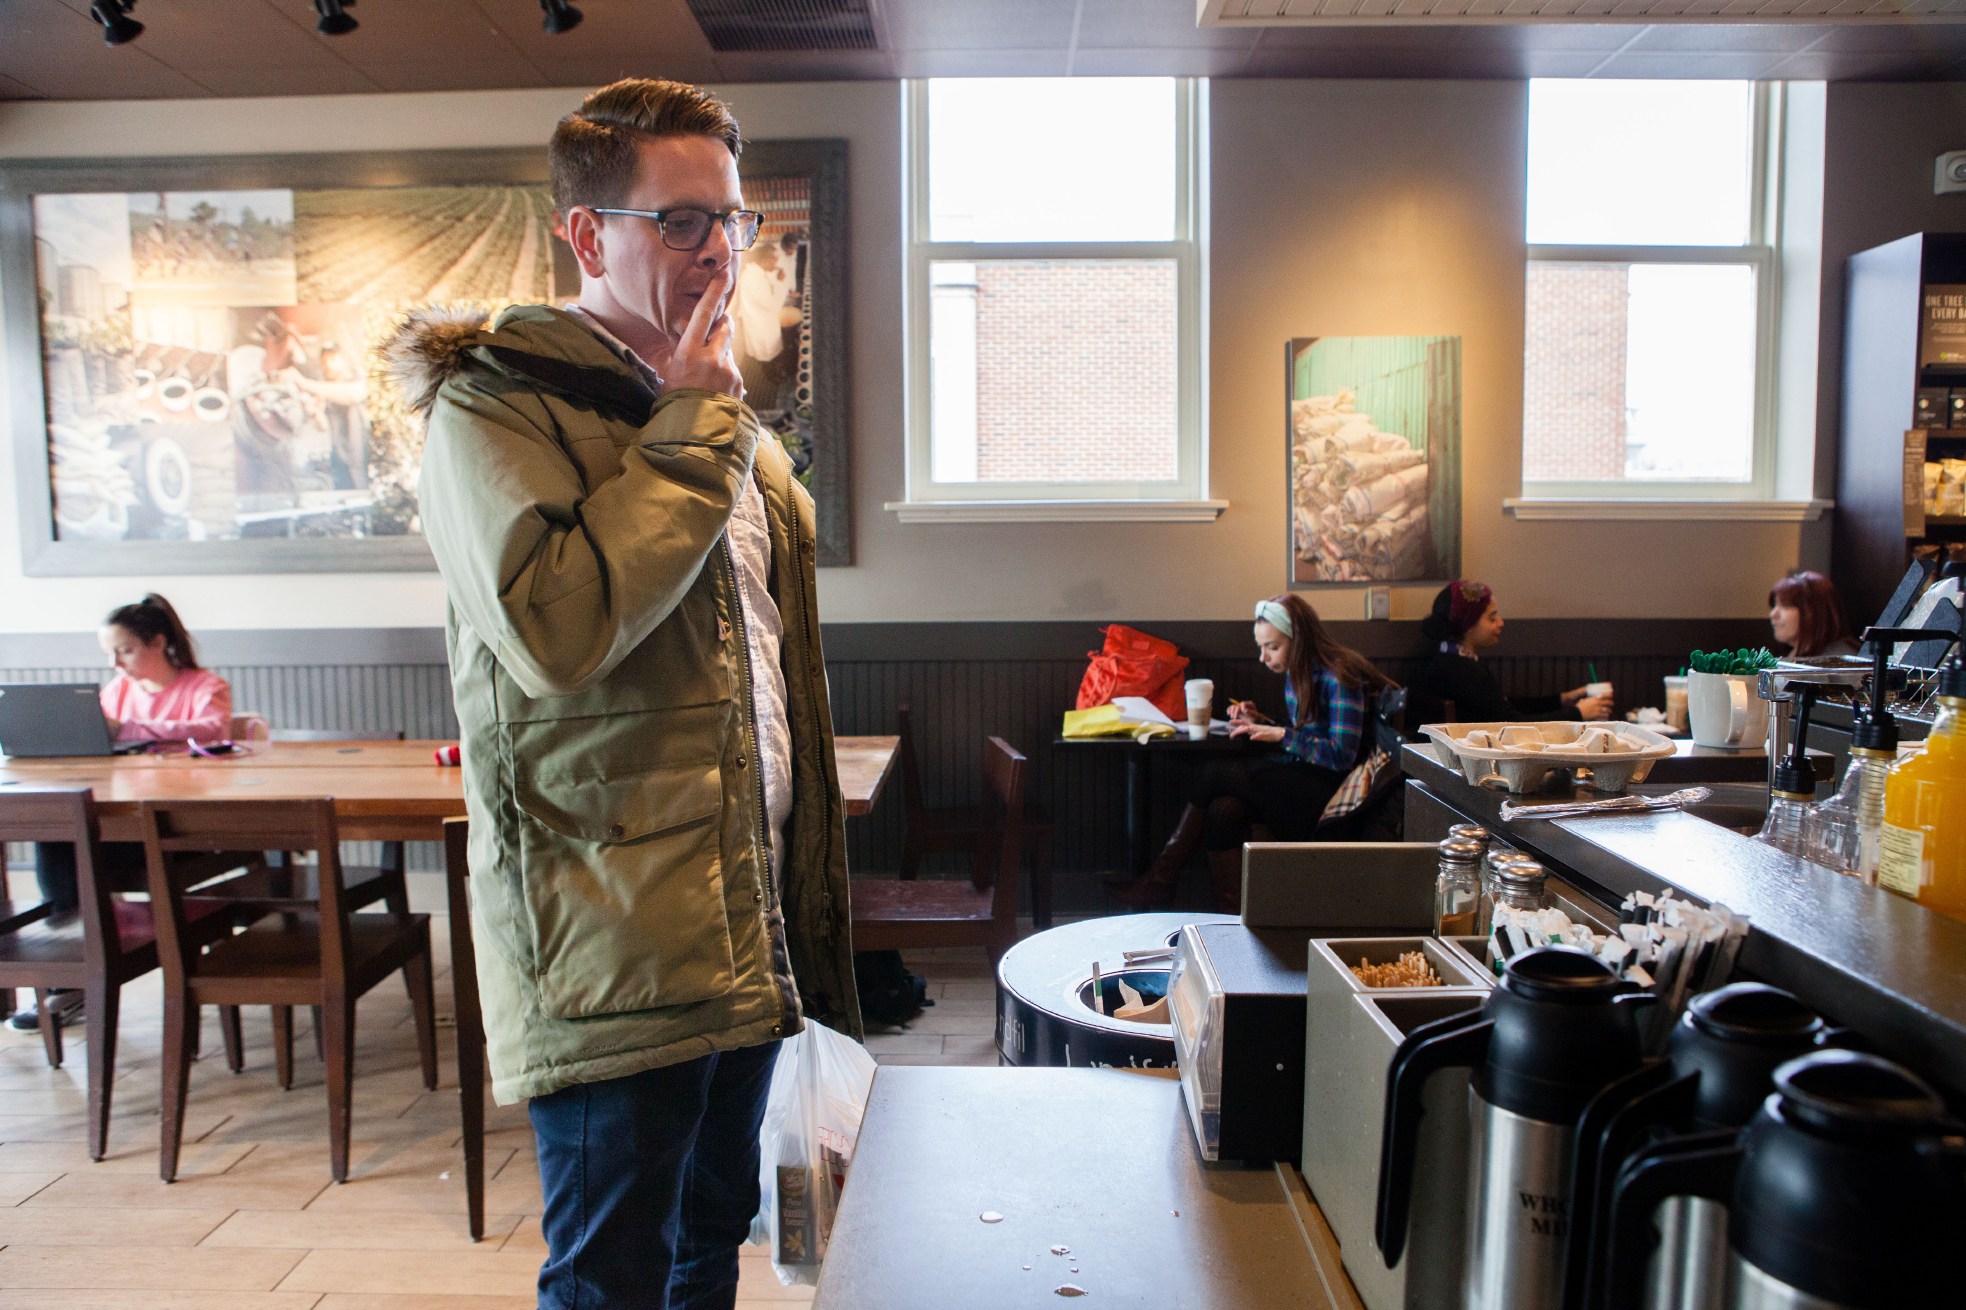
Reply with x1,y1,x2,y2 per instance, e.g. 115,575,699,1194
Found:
1476,851,1545,936
1448,823,1491,859
1435,837,1484,937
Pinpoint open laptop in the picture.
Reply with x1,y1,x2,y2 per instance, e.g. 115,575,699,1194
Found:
0,683,151,758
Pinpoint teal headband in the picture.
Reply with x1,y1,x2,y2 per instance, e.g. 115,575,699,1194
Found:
1253,599,1294,639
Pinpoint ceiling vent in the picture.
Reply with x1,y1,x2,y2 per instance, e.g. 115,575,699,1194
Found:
684,0,878,51
1198,0,1966,20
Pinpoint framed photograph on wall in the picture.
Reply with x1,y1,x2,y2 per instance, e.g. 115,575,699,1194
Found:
1,139,850,575
1285,335,1462,586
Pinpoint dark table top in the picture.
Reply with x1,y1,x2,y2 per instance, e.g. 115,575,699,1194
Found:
815,1067,1336,1310
1053,729,1266,752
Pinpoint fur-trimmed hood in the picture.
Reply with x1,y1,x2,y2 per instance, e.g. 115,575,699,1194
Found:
380,305,491,416
382,303,658,423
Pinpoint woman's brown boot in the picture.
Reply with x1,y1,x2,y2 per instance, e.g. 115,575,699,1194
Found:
1106,803,1205,908
1207,847,1243,914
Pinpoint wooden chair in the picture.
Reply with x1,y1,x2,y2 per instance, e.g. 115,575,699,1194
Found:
139,797,439,1183
0,787,243,1160
443,817,490,1241
898,706,1056,926
852,737,1031,966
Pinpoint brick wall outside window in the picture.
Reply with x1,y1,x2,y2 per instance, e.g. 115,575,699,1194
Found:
1523,262,1629,481
972,260,1178,482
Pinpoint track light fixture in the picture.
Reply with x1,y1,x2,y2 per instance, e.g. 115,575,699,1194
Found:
541,0,583,34
313,0,358,36
90,0,144,46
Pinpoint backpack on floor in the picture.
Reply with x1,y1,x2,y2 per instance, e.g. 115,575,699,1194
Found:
853,949,933,1026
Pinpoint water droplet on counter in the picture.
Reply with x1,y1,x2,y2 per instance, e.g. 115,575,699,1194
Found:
1171,1209,1179,1217
980,1211,1004,1223
1023,1264,1033,1271
1050,1244,1070,1255
1055,1284,1087,1298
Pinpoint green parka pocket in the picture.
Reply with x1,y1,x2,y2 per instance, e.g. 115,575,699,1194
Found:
512,716,739,1021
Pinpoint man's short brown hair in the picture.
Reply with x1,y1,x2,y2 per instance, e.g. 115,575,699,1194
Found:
549,78,743,214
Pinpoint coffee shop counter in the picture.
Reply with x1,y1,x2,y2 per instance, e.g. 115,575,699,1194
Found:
1401,742,1966,1097
813,1066,1363,1310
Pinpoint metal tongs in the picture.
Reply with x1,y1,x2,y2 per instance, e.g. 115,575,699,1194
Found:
1500,786,1712,823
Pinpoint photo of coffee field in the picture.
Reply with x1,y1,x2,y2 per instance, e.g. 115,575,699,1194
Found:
32,182,563,546
294,184,561,534
1287,335,1462,585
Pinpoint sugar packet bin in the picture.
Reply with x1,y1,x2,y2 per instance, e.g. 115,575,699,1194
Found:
749,1019,879,1285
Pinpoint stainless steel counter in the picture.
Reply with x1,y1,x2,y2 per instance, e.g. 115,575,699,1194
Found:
1403,743,1966,1098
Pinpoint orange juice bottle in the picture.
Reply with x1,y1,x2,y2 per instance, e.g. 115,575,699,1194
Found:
1877,661,1966,919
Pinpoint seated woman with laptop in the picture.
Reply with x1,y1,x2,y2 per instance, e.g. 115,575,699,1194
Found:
12,594,231,1031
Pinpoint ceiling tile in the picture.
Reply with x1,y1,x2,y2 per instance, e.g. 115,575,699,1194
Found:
528,52,728,85
467,0,720,72
0,71,45,98
709,49,897,80
1074,0,1267,48
1626,21,1828,50
168,63,395,97
889,47,1074,77
1069,46,1265,74
351,62,558,93
1772,47,1958,74
1587,49,1798,74
880,0,1079,51
1248,19,1643,49
1802,17,1966,51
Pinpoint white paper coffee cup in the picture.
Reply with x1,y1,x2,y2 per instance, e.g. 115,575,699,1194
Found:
1184,678,1214,728
1586,681,1613,700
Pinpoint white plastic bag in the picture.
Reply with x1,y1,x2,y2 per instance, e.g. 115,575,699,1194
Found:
748,1021,878,1286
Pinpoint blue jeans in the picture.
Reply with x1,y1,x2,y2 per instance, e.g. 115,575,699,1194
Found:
529,1040,781,1310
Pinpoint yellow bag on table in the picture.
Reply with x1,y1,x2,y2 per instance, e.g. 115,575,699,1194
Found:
1062,704,1177,742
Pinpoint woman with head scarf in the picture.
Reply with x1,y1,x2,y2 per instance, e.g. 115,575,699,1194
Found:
1108,594,1395,911
1417,580,1612,724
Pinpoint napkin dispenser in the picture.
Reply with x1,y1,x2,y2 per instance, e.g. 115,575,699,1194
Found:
1170,921,1311,1165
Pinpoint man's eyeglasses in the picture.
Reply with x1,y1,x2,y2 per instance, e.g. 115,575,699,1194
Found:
589,207,764,253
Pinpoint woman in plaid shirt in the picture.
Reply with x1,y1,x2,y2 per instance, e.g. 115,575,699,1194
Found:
1110,594,1395,912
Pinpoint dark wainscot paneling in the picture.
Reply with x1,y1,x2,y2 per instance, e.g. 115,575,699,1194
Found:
0,619,1770,911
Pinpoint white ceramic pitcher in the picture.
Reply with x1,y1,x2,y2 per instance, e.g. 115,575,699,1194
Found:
1687,670,1768,750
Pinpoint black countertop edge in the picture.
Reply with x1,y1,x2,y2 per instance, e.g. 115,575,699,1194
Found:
1401,743,1966,1101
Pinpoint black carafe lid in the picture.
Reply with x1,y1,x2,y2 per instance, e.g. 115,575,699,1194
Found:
1731,1050,1965,1308
1480,946,1647,1124
1675,983,1826,1129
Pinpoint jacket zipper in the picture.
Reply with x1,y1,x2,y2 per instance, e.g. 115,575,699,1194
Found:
721,536,777,918
786,488,838,932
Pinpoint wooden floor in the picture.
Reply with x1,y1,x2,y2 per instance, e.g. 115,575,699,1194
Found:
0,923,1004,1309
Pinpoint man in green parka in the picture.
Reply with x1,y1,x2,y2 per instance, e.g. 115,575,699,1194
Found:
393,78,858,1310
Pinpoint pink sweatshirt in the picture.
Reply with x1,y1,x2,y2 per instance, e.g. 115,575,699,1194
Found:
100,668,232,745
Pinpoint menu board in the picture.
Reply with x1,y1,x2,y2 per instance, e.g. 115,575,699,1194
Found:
1922,284,1966,368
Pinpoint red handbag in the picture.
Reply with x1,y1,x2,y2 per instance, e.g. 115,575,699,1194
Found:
1075,624,1190,722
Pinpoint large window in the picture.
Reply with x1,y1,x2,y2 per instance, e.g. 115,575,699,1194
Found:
896,78,1211,519
1521,80,1778,502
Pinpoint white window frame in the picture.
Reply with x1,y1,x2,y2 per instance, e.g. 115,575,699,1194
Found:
1514,81,1811,518
890,77,1220,523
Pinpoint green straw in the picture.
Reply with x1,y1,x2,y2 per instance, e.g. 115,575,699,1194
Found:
1589,662,1600,683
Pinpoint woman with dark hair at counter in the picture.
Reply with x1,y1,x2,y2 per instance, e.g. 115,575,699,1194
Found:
1418,580,1613,723
1108,594,1396,912
12,593,232,1031
1769,570,1859,659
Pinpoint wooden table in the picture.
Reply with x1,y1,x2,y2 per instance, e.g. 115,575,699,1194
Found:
0,732,900,1240
1054,732,1264,875
0,735,903,838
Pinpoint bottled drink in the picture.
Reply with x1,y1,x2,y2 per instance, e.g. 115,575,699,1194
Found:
1878,659,1966,918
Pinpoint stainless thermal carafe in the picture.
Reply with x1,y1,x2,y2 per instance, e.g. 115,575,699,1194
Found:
1376,947,1648,1310
1566,983,1827,1310
1603,1050,1966,1310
